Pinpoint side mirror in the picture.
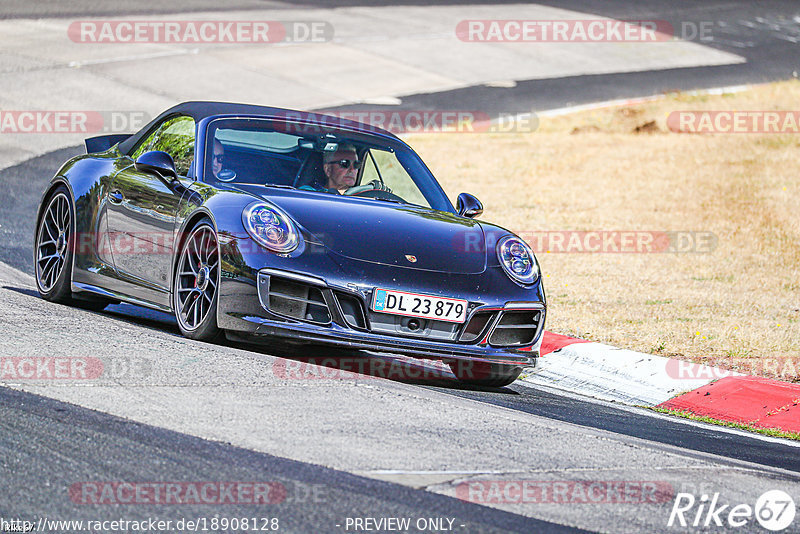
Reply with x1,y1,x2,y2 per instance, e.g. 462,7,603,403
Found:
134,150,178,181
456,192,483,218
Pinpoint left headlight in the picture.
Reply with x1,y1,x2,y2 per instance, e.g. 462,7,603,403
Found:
242,202,300,254
497,235,539,285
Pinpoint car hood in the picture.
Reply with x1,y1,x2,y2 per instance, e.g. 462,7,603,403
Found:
235,186,487,274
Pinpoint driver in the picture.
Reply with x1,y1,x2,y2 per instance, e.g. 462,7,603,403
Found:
301,144,391,195
323,144,359,193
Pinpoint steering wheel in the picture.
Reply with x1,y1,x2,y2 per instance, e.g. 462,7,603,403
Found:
217,169,236,182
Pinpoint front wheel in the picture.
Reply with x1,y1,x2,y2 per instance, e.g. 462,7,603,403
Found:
173,219,222,341
448,360,522,388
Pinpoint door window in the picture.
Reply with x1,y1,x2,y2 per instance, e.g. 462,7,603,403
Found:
131,116,195,176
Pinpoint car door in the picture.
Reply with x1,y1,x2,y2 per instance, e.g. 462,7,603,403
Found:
106,116,195,300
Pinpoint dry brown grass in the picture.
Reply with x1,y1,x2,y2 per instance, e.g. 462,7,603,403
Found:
406,80,800,382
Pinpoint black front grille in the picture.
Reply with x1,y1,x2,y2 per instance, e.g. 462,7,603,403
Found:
263,276,331,324
335,291,367,329
459,311,496,342
488,310,542,347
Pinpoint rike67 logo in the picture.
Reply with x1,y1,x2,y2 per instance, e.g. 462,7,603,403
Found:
668,490,796,531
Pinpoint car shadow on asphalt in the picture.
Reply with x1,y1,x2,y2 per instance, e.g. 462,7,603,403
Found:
228,340,521,394
3,285,38,298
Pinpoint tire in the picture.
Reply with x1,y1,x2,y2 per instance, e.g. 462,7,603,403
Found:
35,185,113,312
35,186,75,304
448,360,522,388
173,218,222,341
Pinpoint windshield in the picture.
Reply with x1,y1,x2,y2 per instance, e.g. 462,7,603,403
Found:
203,117,453,212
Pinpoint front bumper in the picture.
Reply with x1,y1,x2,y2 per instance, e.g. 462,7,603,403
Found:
226,310,540,367
218,265,545,367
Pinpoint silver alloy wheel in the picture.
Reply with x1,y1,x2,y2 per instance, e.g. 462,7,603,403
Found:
35,192,71,293
175,224,219,331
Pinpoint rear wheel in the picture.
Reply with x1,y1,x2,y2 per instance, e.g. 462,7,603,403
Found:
173,219,222,341
35,186,112,311
448,360,522,388
35,186,75,304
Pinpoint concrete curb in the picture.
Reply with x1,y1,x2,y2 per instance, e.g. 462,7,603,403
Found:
526,332,800,435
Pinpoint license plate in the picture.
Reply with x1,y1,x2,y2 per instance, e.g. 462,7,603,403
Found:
371,288,468,323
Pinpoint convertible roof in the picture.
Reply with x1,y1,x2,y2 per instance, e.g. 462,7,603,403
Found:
118,101,399,154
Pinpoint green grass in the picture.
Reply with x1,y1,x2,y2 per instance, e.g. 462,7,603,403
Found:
649,407,800,441
652,341,666,353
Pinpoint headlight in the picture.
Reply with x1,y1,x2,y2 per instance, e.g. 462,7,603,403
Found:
497,235,539,285
242,202,300,253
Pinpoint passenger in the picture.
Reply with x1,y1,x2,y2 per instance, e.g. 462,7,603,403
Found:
211,139,225,179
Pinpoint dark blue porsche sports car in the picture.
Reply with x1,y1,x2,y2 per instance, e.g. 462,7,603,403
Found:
34,102,545,386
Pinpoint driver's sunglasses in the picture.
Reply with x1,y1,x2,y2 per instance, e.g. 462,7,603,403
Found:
328,159,361,170
213,154,224,163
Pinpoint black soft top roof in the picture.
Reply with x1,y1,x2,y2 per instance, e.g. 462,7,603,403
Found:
118,101,398,155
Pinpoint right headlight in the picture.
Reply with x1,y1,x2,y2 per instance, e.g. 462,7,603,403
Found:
497,235,539,285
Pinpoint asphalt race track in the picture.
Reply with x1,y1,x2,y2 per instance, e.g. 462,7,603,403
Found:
4,146,800,476
2,1,800,533
0,387,571,534
2,275,800,533
326,1,800,118
4,146,800,533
